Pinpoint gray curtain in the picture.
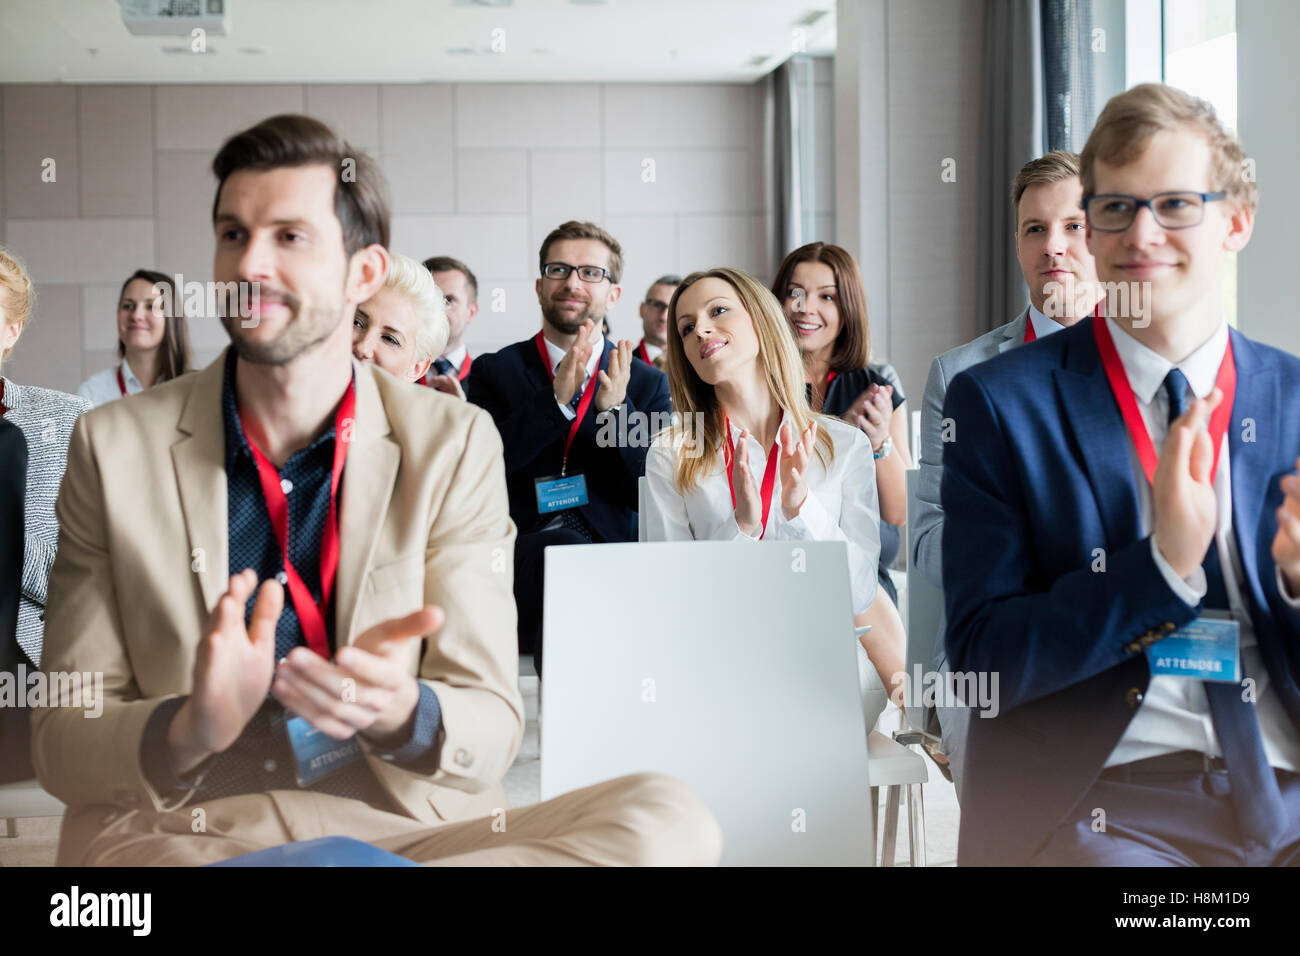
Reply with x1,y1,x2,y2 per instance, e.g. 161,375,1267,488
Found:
771,56,817,270
976,0,1045,335
1042,0,1097,151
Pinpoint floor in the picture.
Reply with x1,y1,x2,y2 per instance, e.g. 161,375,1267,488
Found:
0,670,960,867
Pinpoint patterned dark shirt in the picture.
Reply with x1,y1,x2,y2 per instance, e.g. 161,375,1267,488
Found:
140,351,442,809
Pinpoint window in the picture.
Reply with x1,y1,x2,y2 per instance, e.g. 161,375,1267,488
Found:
1163,0,1238,326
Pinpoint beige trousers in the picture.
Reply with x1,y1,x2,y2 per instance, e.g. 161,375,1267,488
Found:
73,772,722,867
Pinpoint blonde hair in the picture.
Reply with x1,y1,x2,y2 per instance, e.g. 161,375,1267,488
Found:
383,252,449,365
0,245,35,363
1081,83,1256,211
662,267,834,495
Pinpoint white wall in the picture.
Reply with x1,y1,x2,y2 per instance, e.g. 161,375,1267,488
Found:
0,81,770,393
836,0,986,402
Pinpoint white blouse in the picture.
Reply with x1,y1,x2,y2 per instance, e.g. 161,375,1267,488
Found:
645,413,882,614
76,358,143,408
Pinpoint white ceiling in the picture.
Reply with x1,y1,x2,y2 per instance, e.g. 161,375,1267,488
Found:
0,0,836,84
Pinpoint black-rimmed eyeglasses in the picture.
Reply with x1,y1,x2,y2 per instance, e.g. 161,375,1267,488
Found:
541,262,612,283
1084,191,1226,232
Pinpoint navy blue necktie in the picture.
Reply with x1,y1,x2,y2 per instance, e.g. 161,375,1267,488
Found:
1163,368,1287,845
432,357,454,377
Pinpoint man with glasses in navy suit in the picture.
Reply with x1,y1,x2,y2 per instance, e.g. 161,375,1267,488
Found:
942,84,1300,866
467,221,670,675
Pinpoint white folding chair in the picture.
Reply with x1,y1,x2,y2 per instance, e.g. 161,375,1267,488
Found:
540,541,876,865
0,778,65,838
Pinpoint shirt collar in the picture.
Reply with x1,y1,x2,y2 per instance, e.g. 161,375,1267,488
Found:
642,339,663,360
119,357,143,392
1027,304,1065,340
442,344,469,368
1104,316,1229,405
542,332,604,379
221,349,343,471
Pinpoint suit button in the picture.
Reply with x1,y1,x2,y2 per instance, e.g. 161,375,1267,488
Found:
455,748,473,768
1125,687,1144,709
263,759,277,773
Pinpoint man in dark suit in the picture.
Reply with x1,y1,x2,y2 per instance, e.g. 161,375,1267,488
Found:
468,221,671,674
943,84,1300,865
0,416,31,782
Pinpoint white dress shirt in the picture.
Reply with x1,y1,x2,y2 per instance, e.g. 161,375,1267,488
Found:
441,344,469,372
642,340,663,362
1028,304,1066,340
76,358,143,408
1105,317,1300,771
540,333,604,421
645,413,882,615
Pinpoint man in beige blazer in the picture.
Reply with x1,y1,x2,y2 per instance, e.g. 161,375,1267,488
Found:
32,113,720,866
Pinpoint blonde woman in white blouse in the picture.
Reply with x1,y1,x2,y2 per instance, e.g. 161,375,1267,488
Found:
644,267,904,726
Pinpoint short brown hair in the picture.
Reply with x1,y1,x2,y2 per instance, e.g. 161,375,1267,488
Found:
211,114,390,256
538,221,623,284
1011,150,1082,217
116,269,192,384
422,255,479,303
769,242,871,373
1081,83,1256,210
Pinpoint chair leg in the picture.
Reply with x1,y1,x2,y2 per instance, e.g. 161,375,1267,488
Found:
881,785,901,866
905,783,927,867
870,786,878,849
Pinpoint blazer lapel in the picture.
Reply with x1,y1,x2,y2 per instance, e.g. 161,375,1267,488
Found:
1052,322,1143,549
170,353,231,612
1227,330,1276,606
998,309,1028,354
335,363,401,645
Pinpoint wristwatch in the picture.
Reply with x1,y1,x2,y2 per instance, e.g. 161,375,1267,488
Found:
598,402,624,416
873,436,894,461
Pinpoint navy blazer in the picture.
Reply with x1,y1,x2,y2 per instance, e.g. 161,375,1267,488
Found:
941,317,1300,866
468,335,671,543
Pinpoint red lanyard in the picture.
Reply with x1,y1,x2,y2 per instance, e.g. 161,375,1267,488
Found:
1093,316,1235,486
636,340,653,364
1024,309,1037,343
456,352,472,381
722,415,781,539
535,331,600,474
238,380,357,658
116,367,128,396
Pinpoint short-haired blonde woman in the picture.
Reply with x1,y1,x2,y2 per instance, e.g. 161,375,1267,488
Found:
0,245,91,673
352,252,451,388
77,269,193,407
644,267,903,729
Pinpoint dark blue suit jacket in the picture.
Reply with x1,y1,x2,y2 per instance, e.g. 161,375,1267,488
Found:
941,317,1300,865
467,335,671,543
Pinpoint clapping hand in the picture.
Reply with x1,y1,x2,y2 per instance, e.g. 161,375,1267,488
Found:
731,429,763,537
552,319,597,405
847,384,893,451
596,339,632,411
1273,456,1300,598
779,419,816,520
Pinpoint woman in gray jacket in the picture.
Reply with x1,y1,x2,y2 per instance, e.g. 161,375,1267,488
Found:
0,245,91,669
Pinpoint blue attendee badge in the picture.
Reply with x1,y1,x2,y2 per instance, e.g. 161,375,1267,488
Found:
535,474,588,514
286,715,363,786
1147,615,1240,683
